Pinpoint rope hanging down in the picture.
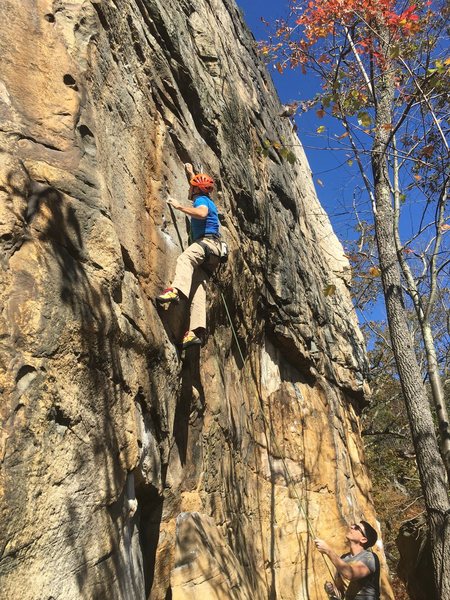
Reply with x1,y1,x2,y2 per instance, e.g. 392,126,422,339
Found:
167,202,337,594
216,283,337,587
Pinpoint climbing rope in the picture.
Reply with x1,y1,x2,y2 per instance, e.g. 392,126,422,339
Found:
216,281,337,587
166,202,338,596
168,204,185,250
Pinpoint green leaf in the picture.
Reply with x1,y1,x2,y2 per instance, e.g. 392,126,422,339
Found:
285,151,297,165
317,125,326,134
390,45,400,58
357,111,372,127
347,159,353,166
279,147,297,164
323,284,336,296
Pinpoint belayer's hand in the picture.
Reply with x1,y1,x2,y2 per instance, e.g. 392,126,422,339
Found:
325,582,333,593
324,581,336,595
324,581,340,599
314,538,331,554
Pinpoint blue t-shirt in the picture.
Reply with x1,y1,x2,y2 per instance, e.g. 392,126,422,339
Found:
190,195,220,241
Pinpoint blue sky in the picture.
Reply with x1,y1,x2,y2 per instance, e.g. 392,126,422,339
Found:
235,2,450,355
236,0,385,326
236,1,370,244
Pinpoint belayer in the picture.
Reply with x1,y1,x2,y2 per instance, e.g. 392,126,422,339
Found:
156,163,223,349
314,520,380,600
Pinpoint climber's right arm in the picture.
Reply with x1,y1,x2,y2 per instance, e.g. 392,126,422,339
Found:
167,199,208,219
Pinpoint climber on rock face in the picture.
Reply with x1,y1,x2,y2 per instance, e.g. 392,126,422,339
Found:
314,520,380,600
156,163,222,349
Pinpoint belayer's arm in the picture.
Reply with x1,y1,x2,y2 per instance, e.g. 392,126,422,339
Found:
314,539,371,581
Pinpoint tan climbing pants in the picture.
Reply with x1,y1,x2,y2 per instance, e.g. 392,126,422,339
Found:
171,237,221,332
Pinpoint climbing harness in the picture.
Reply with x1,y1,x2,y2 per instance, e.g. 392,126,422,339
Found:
198,238,229,272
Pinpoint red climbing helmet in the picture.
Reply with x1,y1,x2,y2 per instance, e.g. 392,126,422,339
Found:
190,173,214,193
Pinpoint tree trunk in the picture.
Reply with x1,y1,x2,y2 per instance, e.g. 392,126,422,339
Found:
393,147,450,476
422,320,450,472
372,27,450,599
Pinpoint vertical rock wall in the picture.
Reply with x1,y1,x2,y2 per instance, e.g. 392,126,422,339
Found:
0,0,392,598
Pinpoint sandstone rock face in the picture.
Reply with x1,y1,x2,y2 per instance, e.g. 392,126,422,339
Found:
0,1,392,599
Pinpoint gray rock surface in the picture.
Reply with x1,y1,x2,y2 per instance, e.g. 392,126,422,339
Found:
0,0,392,598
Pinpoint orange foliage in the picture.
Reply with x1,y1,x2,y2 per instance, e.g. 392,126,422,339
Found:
292,0,421,42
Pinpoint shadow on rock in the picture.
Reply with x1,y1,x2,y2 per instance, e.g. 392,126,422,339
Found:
1,165,153,599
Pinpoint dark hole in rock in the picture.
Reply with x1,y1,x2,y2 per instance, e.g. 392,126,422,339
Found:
135,485,164,598
44,13,55,23
112,281,122,303
15,364,37,383
15,365,38,394
134,42,146,64
77,125,96,157
120,244,137,276
78,124,94,139
48,405,72,428
63,74,77,88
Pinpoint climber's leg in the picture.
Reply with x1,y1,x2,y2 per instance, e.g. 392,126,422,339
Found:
157,242,205,303
188,268,209,334
183,240,220,346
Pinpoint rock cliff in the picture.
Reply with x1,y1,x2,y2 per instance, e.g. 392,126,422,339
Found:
0,1,392,599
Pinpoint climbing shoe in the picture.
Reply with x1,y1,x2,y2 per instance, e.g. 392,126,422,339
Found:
156,287,179,304
182,331,202,349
